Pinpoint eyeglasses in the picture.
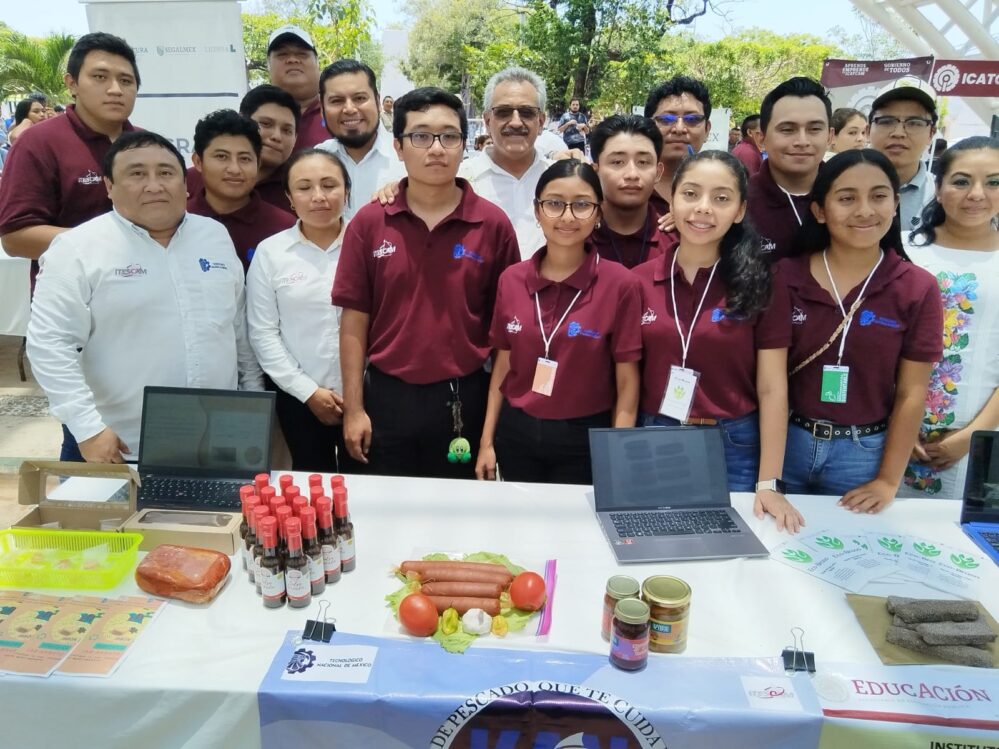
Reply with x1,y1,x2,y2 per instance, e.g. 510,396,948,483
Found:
535,199,599,219
653,113,707,128
871,115,933,132
490,106,542,121
399,131,464,149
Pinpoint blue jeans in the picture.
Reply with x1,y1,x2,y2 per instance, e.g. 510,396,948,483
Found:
639,411,760,492
60,424,84,462
783,422,885,495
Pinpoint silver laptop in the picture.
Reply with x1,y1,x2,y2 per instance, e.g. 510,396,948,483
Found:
589,426,768,563
137,386,275,511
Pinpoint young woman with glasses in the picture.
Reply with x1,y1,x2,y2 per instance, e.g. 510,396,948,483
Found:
475,159,643,484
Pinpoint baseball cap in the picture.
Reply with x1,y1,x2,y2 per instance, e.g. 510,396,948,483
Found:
869,83,937,124
267,25,316,54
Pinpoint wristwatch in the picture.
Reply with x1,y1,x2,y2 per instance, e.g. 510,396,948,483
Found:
756,478,787,494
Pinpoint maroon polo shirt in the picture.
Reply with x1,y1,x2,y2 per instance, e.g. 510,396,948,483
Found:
490,249,642,420
587,203,678,269
332,178,520,384
186,189,295,271
649,190,670,219
732,138,763,176
746,160,814,262
777,251,943,425
187,164,291,213
634,246,791,420
295,99,328,151
0,105,135,235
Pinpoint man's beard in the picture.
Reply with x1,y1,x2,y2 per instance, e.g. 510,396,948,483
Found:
336,125,378,149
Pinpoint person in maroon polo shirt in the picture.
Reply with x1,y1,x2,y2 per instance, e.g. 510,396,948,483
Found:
588,115,679,269
633,151,802,532
731,114,763,176
476,160,642,485
643,76,712,218
0,32,139,261
333,87,520,479
747,77,833,263
778,149,943,513
187,109,295,272
267,24,327,151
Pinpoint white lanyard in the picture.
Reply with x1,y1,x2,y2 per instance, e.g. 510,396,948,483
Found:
534,255,598,359
669,249,719,369
822,249,884,364
779,186,804,226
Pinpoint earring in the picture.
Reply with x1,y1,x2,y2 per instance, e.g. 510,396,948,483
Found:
596,221,602,229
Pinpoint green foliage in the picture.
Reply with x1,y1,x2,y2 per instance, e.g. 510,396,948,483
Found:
0,29,76,102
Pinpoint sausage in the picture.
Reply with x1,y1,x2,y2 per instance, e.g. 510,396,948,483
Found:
420,581,504,598
426,596,501,616
401,560,512,577
403,565,512,586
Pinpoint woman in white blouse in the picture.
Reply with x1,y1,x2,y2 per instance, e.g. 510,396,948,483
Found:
247,149,353,471
901,136,999,498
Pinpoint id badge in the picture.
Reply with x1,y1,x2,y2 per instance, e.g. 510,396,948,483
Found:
532,357,558,397
659,366,700,422
820,365,849,404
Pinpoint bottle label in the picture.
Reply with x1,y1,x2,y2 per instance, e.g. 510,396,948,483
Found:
322,542,341,574
340,537,356,564
307,554,325,585
650,617,687,648
286,568,311,601
259,567,285,601
601,602,615,640
611,633,649,662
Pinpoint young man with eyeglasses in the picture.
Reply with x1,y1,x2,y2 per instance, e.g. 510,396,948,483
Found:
868,87,938,231
332,87,521,479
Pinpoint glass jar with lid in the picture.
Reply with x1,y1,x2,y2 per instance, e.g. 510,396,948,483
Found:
609,598,650,671
602,575,640,641
642,575,691,654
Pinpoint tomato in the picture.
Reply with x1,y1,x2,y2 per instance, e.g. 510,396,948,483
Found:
398,593,439,637
508,571,547,611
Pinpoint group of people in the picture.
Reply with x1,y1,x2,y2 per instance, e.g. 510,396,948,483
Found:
0,28,995,535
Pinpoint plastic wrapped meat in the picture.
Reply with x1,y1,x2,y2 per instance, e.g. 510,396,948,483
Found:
135,544,230,604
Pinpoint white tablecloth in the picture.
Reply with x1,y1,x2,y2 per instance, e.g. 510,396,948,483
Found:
0,251,30,336
4,476,998,748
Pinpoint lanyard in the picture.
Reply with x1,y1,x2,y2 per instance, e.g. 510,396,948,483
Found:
669,249,719,368
606,213,650,266
779,186,804,227
822,249,884,365
535,255,599,359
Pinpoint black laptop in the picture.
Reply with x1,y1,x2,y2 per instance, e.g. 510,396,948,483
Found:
136,386,275,511
960,430,999,567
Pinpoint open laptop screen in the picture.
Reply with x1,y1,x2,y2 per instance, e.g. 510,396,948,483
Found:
138,387,274,478
962,430,999,523
590,427,731,511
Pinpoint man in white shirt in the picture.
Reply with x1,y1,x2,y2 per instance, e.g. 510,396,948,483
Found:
27,131,263,463
316,59,405,220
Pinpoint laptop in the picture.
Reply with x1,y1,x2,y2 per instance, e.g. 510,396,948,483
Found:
960,430,999,567
589,426,768,563
136,386,276,511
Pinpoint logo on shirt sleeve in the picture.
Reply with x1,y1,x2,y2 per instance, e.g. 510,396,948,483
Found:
453,243,484,264
373,240,396,259
858,309,901,329
792,306,807,325
760,237,777,255
77,170,102,186
567,321,601,339
506,316,523,334
198,258,230,272
641,307,657,325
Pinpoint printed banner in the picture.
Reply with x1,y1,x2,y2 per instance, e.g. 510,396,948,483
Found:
930,60,999,99
259,631,823,748
821,57,934,114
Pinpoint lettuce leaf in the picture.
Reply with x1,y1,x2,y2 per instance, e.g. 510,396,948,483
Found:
421,552,452,562
432,627,478,653
462,551,525,575
384,579,420,614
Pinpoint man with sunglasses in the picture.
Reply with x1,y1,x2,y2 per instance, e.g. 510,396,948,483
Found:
643,76,713,216
333,87,520,479
868,86,938,231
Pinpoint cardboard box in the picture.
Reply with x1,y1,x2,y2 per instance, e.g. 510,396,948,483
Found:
14,461,139,531
122,509,242,555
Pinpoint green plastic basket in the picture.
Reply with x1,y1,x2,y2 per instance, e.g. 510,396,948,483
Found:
0,529,143,590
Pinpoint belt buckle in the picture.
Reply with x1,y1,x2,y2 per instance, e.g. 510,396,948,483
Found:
812,421,833,440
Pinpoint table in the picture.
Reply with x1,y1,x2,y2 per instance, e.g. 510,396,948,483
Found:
4,476,998,748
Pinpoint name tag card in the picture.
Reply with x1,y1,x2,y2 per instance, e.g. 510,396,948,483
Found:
820,365,850,404
659,366,699,422
532,357,558,397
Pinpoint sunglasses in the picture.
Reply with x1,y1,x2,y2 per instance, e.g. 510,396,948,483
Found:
653,113,707,127
490,106,542,121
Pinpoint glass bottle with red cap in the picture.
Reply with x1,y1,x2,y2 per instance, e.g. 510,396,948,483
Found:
291,495,309,519
299,507,326,596
309,485,324,505
259,485,276,509
241,496,261,573
284,485,301,503
315,496,341,583
258,516,285,608
308,474,323,490
278,474,294,493
333,487,355,572
284,517,312,609
252,505,271,593
254,473,270,492
329,474,345,493
274,505,293,563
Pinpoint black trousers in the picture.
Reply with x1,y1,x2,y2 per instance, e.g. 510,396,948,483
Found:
494,401,611,485
365,365,488,480
275,388,359,474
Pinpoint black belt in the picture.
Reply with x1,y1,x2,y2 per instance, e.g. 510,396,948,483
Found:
790,413,888,441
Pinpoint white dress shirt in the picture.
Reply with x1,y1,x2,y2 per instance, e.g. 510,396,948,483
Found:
27,209,264,453
246,223,343,403
458,147,551,259
317,129,407,221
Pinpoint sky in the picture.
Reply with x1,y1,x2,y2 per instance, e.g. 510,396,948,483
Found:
2,0,869,42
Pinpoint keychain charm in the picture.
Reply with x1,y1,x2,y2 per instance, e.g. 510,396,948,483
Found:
447,382,472,464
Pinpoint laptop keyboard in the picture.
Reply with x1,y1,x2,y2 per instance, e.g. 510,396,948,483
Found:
610,509,738,538
139,476,245,509
980,531,999,553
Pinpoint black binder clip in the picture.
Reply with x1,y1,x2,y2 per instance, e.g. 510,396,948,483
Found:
781,626,815,674
300,600,336,644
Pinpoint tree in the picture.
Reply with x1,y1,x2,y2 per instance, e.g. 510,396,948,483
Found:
0,29,76,103
829,8,910,61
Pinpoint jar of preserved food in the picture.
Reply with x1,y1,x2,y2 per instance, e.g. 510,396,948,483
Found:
602,575,640,641
609,598,650,671
642,575,691,654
